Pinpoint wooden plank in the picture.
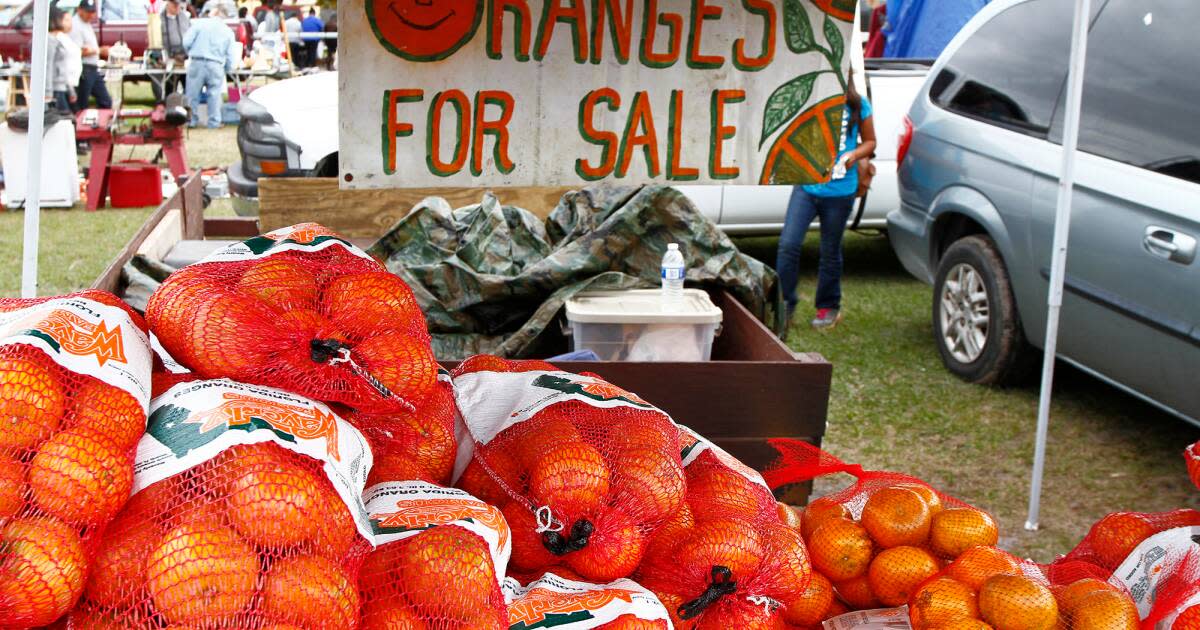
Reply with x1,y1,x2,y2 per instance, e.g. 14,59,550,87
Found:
204,216,260,238
91,175,191,294
180,173,205,240
258,178,572,236
710,290,796,362
136,209,183,262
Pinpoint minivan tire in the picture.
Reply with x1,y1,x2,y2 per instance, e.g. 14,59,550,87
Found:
933,235,1034,385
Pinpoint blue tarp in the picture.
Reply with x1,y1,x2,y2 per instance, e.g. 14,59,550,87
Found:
883,0,991,58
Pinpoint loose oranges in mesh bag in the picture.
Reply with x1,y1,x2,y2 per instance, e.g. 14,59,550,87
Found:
146,223,437,415
1057,509,1200,573
503,571,672,629
69,378,374,629
352,369,458,487
0,291,151,627
357,480,510,629
635,427,812,629
905,544,1142,630
763,439,999,613
450,356,685,584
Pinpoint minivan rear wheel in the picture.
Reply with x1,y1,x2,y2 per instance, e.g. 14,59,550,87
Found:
933,235,1034,385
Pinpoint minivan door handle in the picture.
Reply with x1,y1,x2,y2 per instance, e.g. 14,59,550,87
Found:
1144,226,1197,264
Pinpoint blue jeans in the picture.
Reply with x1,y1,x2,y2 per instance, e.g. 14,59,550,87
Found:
186,60,225,128
776,188,855,311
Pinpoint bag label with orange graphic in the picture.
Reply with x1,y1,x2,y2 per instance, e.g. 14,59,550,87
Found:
0,295,152,411
503,572,671,629
678,423,771,491
363,480,511,572
200,222,375,264
135,378,374,541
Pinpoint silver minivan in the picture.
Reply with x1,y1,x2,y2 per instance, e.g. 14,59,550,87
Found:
887,0,1200,426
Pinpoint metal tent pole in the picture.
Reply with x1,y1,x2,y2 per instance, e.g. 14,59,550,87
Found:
1026,0,1092,531
20,0,52,298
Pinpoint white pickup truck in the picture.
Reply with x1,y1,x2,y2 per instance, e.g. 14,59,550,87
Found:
229,51,927,234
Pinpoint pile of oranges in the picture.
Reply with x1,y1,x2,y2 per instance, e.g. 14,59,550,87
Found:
798,482,999,615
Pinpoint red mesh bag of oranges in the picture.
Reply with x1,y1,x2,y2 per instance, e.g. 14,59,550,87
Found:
351,368,458,487
0,290,152,627
635,426,815,629
905,544,1142,630
1187,440,1200,492
68,378,374,629
357,479,510,629
1058,509,1200,573
504,570,673,629
146,222,437,415
450,355,686,584
1141,546,1200,629
763,439,1001,614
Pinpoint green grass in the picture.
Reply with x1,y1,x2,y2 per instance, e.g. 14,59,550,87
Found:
736,233,1200,562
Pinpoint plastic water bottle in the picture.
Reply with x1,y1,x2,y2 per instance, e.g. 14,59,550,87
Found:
661,243,685,301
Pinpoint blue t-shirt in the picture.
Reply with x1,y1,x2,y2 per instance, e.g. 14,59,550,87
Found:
302,15,325,40
803,96,873,198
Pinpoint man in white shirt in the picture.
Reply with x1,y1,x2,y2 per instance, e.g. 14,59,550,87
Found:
69,0,112,111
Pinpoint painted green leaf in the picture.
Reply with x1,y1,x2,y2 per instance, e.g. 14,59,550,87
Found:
824,14,844,67
783,0,816,53
760,72,820,148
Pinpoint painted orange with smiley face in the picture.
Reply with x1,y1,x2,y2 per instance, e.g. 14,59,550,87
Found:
367,0,484,61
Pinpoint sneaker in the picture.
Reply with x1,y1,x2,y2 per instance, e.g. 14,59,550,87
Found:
811,308,843,330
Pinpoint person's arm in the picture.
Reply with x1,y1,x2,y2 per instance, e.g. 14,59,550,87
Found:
182,21,197,51
845,115,877,167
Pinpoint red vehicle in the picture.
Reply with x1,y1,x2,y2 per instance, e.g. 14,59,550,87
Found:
0,0,249,63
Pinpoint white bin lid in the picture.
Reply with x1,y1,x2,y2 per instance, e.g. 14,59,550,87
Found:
565,289,723,324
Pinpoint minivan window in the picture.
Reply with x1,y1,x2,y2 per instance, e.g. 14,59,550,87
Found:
1061,0,1200,185
932,0,1075,136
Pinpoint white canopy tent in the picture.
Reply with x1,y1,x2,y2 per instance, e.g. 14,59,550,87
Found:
1026,0,1092,530
20,0,49,298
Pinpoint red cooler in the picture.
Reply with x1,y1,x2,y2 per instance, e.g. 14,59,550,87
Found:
108,160,163,208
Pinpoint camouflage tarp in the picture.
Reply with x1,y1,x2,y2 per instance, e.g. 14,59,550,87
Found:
369,184,785,360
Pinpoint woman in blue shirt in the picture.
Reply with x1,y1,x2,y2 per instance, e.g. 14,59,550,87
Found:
776,73,876,330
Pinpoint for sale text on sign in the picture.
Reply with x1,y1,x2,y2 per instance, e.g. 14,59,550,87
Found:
339,0,855,188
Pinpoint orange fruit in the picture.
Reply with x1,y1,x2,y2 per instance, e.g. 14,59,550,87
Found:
978,575,1058,630
685,464,772,523
85,513,161,608
827,598,849,618
1088,513,1158,569
70,377,145,450
0,455,25,520
895,482,944,514
261,554,360,630
180,293,283,379
779,570,834,626
314,486,360,559
502,502,559,573
931,509,999,558
653,590,690,630
808,517,874,581
29,427,133,527
224,451,324,547
236,257,319,311
606,416,677,456
146,521,258,624
565,509,646,582
931,620,994,630
777,502,803,529
597,615,667,629
353,331,438,404
360,599,429,629
947,546,1021,591
862,487,933,548
835,575,882,610
0,351,65,450
394,412,457,484
458,448,522,505
646,500,695,559
695,599,784,630
868,545,941,607
67,608,141,629
801,496,852,540
1067,589,1137,630
1055,578,1118,615
676,516,764,580
398,525,496,621
1175,605,1200,629
762,524,811,599
611,447,685,523
911,577,979,627
530,441,611,517
367,451,434,486
0,516,86,626
121,477,183,527
321,271,425,338
514,415,583,466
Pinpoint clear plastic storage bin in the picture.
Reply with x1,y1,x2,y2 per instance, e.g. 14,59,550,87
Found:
564,289,723,361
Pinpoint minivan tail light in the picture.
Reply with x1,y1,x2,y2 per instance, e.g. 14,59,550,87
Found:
897,115,914,166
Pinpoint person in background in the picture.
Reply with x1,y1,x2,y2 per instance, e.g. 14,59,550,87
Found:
183,4,236,128
70,0,112,112
323,12,337,70
102,0,149,21
238,7,257,34
199,0,236,18
284,11,303,68
300,8,323,69
257,1,280,36
775,70,876,330
46,9,75,113
161,0,191,60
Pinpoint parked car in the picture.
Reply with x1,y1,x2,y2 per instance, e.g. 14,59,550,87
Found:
229,43,929,231
888,0,1199,425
